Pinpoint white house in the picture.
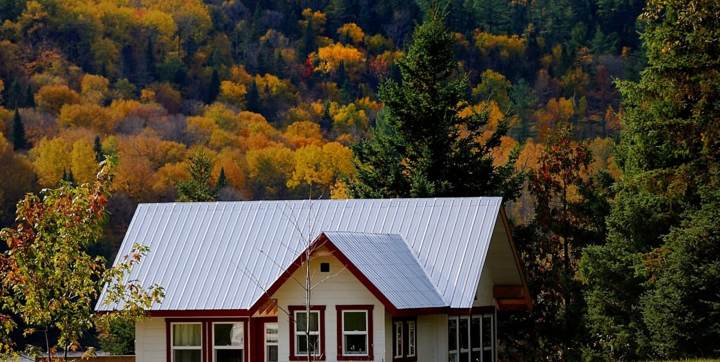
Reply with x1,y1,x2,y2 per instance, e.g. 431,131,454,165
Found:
97,197,530,362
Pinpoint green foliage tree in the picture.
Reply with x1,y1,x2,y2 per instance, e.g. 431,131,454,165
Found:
580,0,720,358
11,109,27,150
0,163,163,359
93,136,104,163
351,7,522,199
176,151,217,202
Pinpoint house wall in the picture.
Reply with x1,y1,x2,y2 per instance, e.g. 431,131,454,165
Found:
417,314,449,362
135,317,165,362
272,246,387,362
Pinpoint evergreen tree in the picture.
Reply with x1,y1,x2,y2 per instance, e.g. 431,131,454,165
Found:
207,69,220,104
320,101,333,133
62,169,75,185
93,136,104,163
350,7,523,199
145,36,156,83
11,109,28,150
245,79,260,113
25,86,34,108
215,167,227,193
580,0,720,358
176,151,217,202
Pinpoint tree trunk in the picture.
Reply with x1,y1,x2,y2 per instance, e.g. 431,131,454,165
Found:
44,328,52,362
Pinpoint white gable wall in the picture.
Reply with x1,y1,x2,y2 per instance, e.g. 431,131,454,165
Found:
271,246,386,362
135,317,166,362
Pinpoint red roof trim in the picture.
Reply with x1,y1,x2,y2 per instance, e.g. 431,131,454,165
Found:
249,233,449,317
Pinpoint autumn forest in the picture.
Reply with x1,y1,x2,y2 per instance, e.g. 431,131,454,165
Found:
0,0,718,360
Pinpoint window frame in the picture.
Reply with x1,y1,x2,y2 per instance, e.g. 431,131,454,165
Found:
165,318,248,362
170,322,203,362
392,317,417,362
211,321,245,362
288,305,326,361
336,305,374,361
447,310,495,362
264,322,279,362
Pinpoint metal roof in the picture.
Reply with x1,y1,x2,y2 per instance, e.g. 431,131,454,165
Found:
323,232,446,309
96,197,503,311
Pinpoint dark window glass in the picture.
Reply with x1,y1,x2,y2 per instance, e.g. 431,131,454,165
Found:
174,350,201,362
215,349,243,362
471,317,481,349
448,318,457,350
459,318,469,349
344,334,367,354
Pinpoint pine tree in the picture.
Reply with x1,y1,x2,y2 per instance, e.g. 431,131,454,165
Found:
245,79,260,113
176,151,217,202
215,167,227,193
580,0,720,358
350,7,523,199
93,136,104,163
207,69,220,104
11,109,28,150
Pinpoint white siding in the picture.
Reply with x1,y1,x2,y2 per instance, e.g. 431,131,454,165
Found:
135,317,165,362
416,314,449,362
272,246,386,362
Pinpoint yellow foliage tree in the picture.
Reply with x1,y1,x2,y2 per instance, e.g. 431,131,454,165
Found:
314,43,365,74
30,136,72,186
219,81,247,107
287,142,354,193
35,84,82,114
337,23,365,44
245,145,295,198
283,121,323,148
58,104,116,133
80,74,110,104
70,139,97,184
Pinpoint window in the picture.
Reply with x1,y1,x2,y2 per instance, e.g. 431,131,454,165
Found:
393,322,403,358
448,313,495,362
265,323,279,362
172,323,202,362
213,322,244,362
392,318,416,361
289,306,325,360
320,262,330,272
336,305,373,360
407,321,416,357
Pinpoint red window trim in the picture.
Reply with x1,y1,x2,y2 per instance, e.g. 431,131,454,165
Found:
336,305,374,361
288,305,326,361
391,317,417,362
165,317,248,362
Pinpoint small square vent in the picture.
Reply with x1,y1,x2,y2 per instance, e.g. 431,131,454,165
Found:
320,262,330,273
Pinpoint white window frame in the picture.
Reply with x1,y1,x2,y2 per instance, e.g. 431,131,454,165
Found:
393,321,404,358
341,309,369,356
171,322,203,362
448,314,496,362
293,310,321,357
265,322,279,362
407,320,416,357
211,322,244,361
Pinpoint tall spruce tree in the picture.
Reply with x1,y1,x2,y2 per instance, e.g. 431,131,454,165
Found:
580,0,720,358
11,109,28,150
207,69,221,104
350,7,522,199
176,151,218,202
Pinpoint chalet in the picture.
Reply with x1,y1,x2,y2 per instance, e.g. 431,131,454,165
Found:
96,197,530,362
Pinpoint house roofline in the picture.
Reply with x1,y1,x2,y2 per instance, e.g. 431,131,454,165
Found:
249,232,449,316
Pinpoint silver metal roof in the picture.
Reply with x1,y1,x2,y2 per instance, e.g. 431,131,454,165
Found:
323,232,446,309
96,197,503,311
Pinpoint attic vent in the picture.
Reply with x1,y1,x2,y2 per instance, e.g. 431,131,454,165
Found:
320,262,330,273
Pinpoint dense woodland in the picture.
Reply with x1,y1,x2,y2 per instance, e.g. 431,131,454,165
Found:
0,0,718,360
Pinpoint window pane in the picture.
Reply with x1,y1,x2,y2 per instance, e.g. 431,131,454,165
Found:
214,323,244,347
448,318,457,350
296,312,306,332
394,322,403,357
408,321,416,356
215,349,243,362
295,311,319,332
471,351,481,362
449,352,458,362
460,352,470,362
471,317,481,349
482,316,492,348
174,350,201,362
483,350,492,362
459,318,469,349
265,323,278,344
173,324,201,347
343,311,366,332
344,334,367,354
266,345,278,362
296,335,320,355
